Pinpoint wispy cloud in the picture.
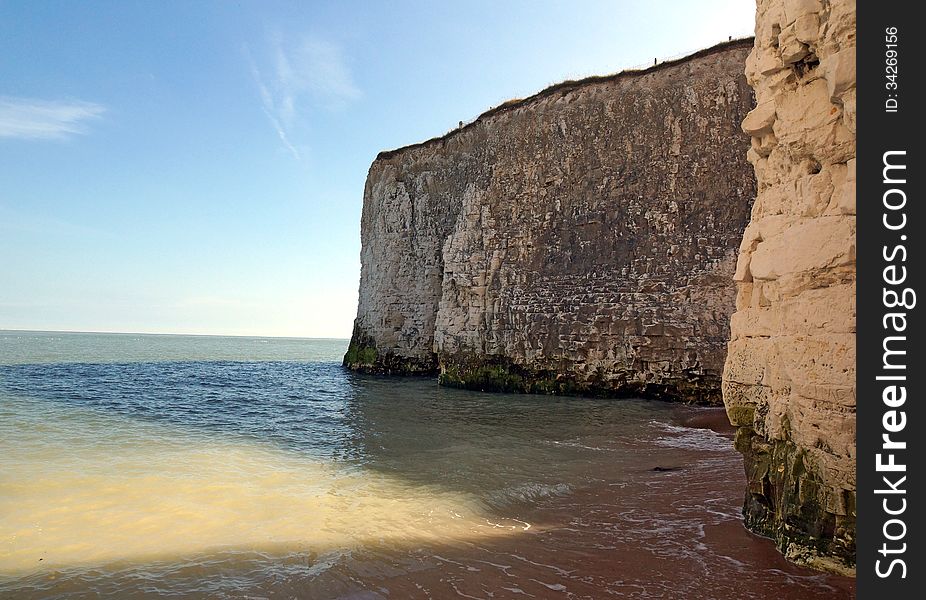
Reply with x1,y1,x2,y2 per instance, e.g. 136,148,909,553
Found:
0,96,105,140
248,54,301,159
247,34,361,159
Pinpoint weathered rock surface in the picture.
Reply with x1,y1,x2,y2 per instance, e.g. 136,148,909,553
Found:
722,0,856,574
346,40,756,404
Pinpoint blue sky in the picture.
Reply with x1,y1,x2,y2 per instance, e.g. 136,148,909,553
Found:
0,1,754,338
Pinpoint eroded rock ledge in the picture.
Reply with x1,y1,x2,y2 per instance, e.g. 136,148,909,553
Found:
345,39,756,404
722,0,856,574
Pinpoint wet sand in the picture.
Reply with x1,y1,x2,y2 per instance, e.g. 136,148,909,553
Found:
678,406,737,435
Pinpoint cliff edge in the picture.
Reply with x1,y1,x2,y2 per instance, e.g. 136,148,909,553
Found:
346,40,756,404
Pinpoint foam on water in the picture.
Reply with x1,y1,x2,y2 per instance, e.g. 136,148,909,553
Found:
649,420,735,452
0,397,508,575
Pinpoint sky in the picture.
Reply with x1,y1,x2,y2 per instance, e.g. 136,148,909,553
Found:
0,1,754,339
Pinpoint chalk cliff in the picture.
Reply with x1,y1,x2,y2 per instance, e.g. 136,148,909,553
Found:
346,40,756,404
722,0,856,574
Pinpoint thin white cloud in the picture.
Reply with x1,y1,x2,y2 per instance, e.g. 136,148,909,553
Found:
247,53,301,159
247,34,361,159
0,96,105,140
284,38,361,108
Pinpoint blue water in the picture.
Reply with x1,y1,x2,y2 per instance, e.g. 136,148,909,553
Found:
1,360,358,459
0,331,854,599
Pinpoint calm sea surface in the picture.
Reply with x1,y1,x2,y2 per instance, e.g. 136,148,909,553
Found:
0,331,854,599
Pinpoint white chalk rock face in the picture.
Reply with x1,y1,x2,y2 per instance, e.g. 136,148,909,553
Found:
722,0,856,575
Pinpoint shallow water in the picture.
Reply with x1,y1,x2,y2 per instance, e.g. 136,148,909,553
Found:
0,331,854,598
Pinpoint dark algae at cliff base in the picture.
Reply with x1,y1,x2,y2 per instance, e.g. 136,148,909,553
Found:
345,39,757,404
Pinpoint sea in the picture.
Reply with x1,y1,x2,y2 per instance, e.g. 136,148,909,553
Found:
0,330,855,599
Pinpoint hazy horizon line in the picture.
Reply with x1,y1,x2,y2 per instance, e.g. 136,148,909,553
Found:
0,328,350,341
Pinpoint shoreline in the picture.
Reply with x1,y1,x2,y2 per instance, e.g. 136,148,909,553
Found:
679,406,737,436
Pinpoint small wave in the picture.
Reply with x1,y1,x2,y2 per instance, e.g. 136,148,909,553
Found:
544,439,615,452
649,421,733,452
486,482,573,507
